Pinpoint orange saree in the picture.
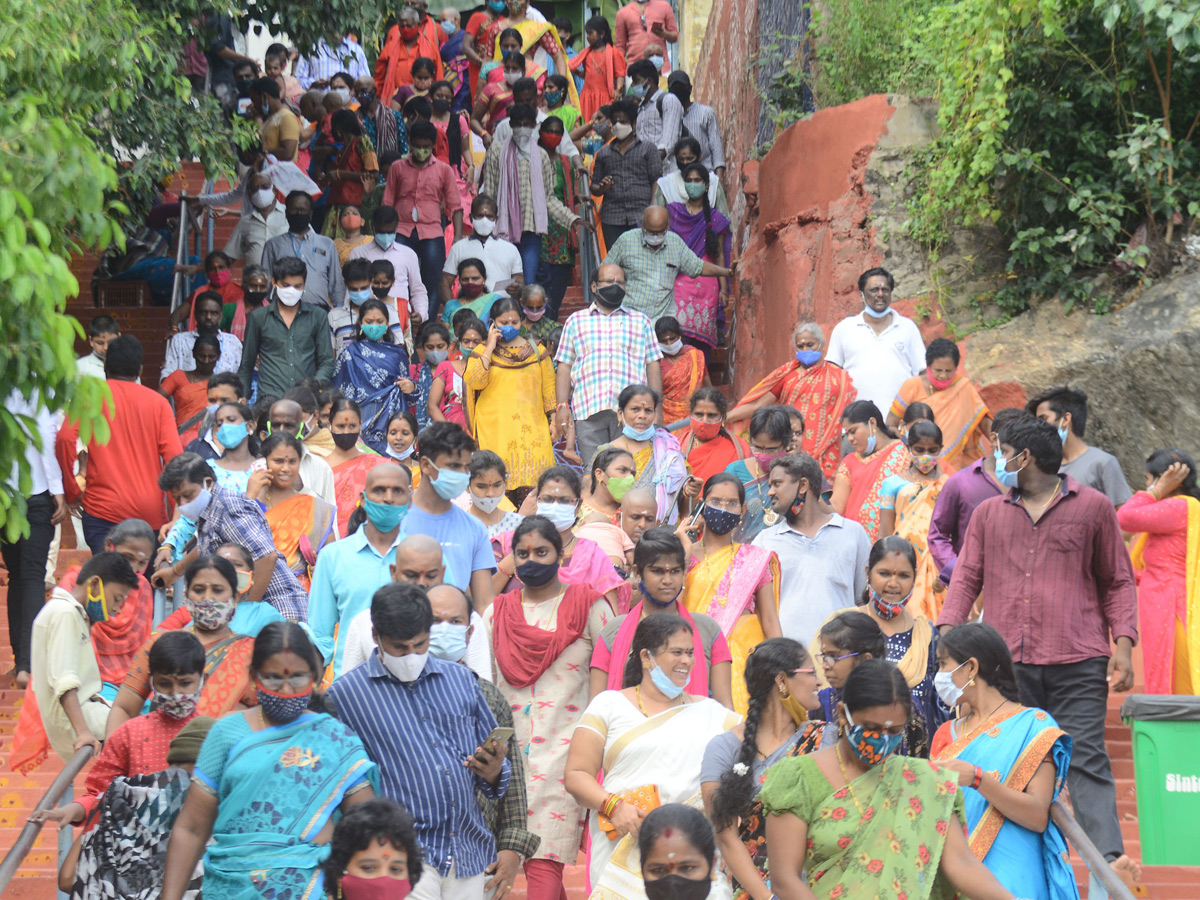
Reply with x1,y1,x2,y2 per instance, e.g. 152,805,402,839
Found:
661,348,707,424
890,374,990,469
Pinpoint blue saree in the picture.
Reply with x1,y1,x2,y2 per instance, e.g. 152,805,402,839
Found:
194,712,378,900
332,341,412,454
933,705,1078,900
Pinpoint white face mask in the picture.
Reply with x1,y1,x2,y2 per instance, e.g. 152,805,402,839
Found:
504,71,522,85
471,216,496,237
659,339,683,355
276,285,304,307
380,648,428,682
642,230,666,248
611,122,633,140
470,491,504,514
251,188,276,209
933,660,969,708
511,126,534,150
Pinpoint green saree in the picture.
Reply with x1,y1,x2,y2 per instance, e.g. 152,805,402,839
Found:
760,753,967,900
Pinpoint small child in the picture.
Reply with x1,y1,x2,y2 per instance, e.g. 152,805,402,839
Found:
33,630,207,828
430,317,484,427
570,16,625,121
384,410,422,487
410,321,451,430
30,551,139,761
78,315,119,381
393,56,437,110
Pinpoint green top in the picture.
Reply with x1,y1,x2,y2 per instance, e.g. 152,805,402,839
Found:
547,104,581,133
237,301,335,401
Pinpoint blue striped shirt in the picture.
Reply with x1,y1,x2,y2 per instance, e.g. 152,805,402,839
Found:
329,654,510,877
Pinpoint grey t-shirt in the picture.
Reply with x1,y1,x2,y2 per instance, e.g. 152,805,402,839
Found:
699,724,836,787
1060,446,1133,506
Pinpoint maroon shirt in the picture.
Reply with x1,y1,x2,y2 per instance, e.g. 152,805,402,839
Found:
937,476,1138,665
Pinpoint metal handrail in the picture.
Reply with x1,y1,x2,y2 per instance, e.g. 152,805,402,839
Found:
170,178,216,314
1050,799,1136,900
0,746,94,892
576,170,601,307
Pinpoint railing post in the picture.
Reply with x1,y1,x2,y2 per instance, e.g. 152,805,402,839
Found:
1049,800,1137,900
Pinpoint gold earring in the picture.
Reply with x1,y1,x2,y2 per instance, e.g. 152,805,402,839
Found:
777,683,791,700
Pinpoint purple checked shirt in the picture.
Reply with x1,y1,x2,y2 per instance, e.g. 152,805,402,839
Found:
927,458,1004,583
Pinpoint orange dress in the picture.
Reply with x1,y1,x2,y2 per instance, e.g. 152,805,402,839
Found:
569,44,625,122
333,454,387,537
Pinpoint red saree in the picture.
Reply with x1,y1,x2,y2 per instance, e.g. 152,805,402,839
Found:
836,440,910,543
677,429,748,486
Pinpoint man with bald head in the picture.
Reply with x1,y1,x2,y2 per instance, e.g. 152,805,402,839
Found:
310,463,414,678
555,262,665,466
263,398,336,506
576,486,660,574
603,205,732,322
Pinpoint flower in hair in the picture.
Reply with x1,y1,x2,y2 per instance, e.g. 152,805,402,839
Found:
732,762,749,776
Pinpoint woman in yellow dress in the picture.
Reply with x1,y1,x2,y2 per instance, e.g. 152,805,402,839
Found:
683,472,781,714
463,296,558,488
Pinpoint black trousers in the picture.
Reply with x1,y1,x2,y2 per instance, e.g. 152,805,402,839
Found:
1,491,55,673
1015,657,1124,860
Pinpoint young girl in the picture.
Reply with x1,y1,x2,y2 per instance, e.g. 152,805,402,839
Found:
392,56,437,110
209,402,257,493
384,410,422,488
410,321,451,430
429,317,484,428
466,449,524,541
569,16,624,121
543,73,585,141
473,50,525,139
429,79,474,218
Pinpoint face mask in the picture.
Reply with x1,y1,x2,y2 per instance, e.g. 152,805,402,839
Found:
933,660,968,709
331,141,346,152
650,55,665,71
701,505,740,536
628,83,649,99
611,122,633,140
349,287,373,305
488,0,507,12
644,874,710,900
472,216,496,236
433,97,452,114
1057,423,1070,445
411,146,433,163
257,684,311,722
244,289,269,306
778,684,810,727
251,188,276,209
177,487,213,520
540,133,563,150
522,306,546,321
913,453,939,474
536,500,577,532
209,269,232,288
684,181,707,200
595,284,625,308
642,230,666,248
659,339,683,355
363,497,409,531
400,25,421,40
374,232,396,251
286,212,311,233
440,20,457,35
429,621,469,661
261,99,271,116
690,421,722,442
470,491,504,514
864,428,877,455
544,91,563,106
623,422,657,441
380,649,427,682
153,685,202,720
372,284,393,299
796,349,822,367
844,708,904,766
430,464,469,500
868,584,911,620
649,659,686,698
330,88,351,104
862,300,891,319
340,875,412,900
206,402,221,417
505,71,523,86
499,324,521,342
356,91,377,107
459,282,485,299
928,373,956,391
425,348,449,366
606,474,636,502
276,285,304,307
753,451,783,473
387,443,416,461
995,447,1023,489
516,558,561,587
361,322,389,341
595,120,611,137
237,78,255,94
332,430,361,450
215,423,249,450
188,593,237,631
236,569,253,594
511,126,534,151
84,580,111,624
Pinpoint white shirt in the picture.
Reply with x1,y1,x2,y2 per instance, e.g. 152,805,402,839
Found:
348,240,430,320
491,111,581,159
224,203,289,268
825,309,926,415
6,390,64,497
443,235,524,292
75,352,107,381
161,331,244,382
328,302,406,354
341,608,493,681
299,447,337,508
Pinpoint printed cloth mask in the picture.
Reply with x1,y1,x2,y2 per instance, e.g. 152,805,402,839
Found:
522,306,546,321
363,497,409,531
659,339,683,355
256,684,311,722
868,584,911,620
375,233,396,250
332,430,361,450
209,269,232,288
648,660,685,698
692,421,722,442
472,216,496,236
381,649,427,682
215,423,249,449
796,349,822,367
276,285,304,307
933,660,969,708
470,491,504,514
153,685,202,720
684,181,706,200
595,284,625,308
844,708,904,765
516,558,560,587
361,322,389,341
644,874,711,900
430,464,469,500
85,580,111,624
928,373,957,391
543,91,563,106
429,622,469,661
499,324,521,342
177,487,213,520
912,454,939,475
622,422,656,441
606,474,635,501
536,501,577,532
411,146,433,163
188,594,237,631
995,447,1023,489
701,505,741,536
340,875,412,900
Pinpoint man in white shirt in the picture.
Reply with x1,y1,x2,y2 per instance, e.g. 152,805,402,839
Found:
752,452,871,644
825,267,926,415
265,399,337,506
161,292,243,382
350,206,430,325
489,80,581,160
2,390,66,686
441,194,525,307
329,258,407,352
76,315,120,381
223,171,288,268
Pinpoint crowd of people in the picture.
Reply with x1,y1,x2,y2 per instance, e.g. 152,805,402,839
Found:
3,4,1197,900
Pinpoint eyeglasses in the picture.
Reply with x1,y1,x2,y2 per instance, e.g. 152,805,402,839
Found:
257,673,314,692
816,651,861,667
791,667,817,676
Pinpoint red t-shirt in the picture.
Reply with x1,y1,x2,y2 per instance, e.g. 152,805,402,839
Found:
57,379,182,529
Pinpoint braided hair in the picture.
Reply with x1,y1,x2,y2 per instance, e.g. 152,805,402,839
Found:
710,638,810,832
681,162,721,261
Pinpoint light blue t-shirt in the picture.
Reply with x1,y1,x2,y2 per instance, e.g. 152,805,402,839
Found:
400,502,495,592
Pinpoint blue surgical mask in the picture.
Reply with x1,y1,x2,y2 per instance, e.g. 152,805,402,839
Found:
361,322,389,341
536,500,577,532
844,709,904,766
430,464,470,500
865,429,877,455
488,0,506,11
1057,423,1070,445
348,287,372,305
862,301,892,319
215,423,249,450
362,496,409,531
796,349,822,367
622,422,657,441
628,83,649,99
428,621,469,661
387,443,416,461
440,20,458,35
177,487,213,520
995,447,1023,489
260,100,271,116
499,324,521,342
375,233,396,250
650,55,664,71
649,660,686,699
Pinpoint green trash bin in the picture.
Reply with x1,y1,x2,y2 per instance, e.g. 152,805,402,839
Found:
1120,695,1200,865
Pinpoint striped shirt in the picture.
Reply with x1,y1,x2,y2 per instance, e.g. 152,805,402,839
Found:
658,96,726,172
293,38,371,89
556,304,662,420
328,654,511,877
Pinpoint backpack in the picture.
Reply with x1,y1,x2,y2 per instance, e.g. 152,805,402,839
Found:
655,92,693,145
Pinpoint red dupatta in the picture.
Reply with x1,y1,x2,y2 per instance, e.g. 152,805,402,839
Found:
604,601,710,697
493,583,603,688
677,429,747,486
60,566,155,686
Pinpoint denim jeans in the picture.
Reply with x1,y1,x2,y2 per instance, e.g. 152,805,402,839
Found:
516,232,543,287
402,232,448,323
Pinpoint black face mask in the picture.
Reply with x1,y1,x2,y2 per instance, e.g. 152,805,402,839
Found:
644,875,712,900
672,86,692,104
286,212,312,233
700,505,741,536
331,431,360,451
236,78,255,95
356,91,376,107
595,284,625,308
372,285,391,299
244,289,269,306
432,98,451,114
515,559,559,587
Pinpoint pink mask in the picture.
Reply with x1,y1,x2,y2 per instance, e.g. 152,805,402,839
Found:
928,373,956,391
209,269,232,288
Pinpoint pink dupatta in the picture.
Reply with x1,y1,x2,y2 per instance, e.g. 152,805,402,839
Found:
604,602,710,698
698,544,774,634
499,533,625,597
